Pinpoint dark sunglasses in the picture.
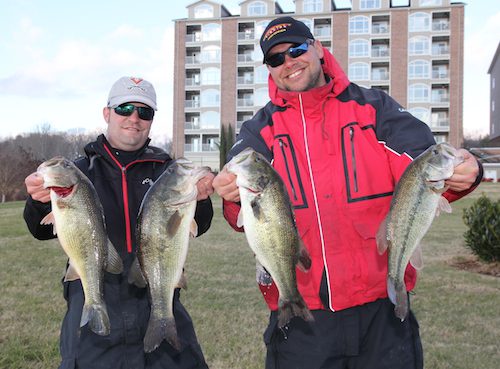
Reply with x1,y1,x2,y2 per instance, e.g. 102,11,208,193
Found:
265,40,313,68
113,103,154,120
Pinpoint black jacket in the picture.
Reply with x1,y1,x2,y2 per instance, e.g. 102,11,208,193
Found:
23,134,212,369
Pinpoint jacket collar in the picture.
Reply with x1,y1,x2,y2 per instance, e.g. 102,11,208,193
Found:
268,47,350,108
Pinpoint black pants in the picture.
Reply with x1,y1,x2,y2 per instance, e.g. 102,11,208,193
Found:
264,298,423,369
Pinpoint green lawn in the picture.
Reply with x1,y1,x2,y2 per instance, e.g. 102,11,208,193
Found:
1,183,499,369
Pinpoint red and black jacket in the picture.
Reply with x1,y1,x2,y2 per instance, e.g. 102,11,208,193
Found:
224,49,473,312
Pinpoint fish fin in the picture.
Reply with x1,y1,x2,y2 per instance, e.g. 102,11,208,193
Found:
250,196,263,221
387,277,408,322
80,303,110,336
166,211,183,238
128,257,147,288
64,262,80,282
236,209,244,228
409,245,424,270
278,295,314,328
190,220,198,238
297,239,312,272
256,259,273,285
143,314,180,353
176,271,188,290
106,240,123,274
438,196,452,215
376,217,389,255
41,212,57,235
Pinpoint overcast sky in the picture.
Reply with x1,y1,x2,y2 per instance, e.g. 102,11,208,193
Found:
1,0,498,140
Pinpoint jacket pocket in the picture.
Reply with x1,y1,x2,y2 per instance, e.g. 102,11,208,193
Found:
341,123,394,203
274,134,308,209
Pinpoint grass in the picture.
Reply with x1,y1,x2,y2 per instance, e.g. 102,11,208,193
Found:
1,183,499,369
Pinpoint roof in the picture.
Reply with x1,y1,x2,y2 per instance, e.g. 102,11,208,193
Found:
470,147,500,163
488,41,500,74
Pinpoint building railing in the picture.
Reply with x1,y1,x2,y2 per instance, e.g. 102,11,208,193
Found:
237,98,254,107
432,70,449,79
185,100,200,108
237,76,254,85
371,49,390,58
185,77,200,87
237,54,254,63
238,31,255,40
432,46,450,55
185,144,219,152
186,33,202,43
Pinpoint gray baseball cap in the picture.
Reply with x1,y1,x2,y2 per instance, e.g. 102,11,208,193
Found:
107,76,157,110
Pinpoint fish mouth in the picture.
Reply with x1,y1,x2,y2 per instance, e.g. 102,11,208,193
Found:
48,186,75,198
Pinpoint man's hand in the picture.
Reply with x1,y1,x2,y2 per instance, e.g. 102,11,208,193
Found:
212,168,240,202
445,149,480,192
25,172,51,203
196,172,215,201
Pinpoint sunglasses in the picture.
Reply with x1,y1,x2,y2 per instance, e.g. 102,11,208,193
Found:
113,103,155,120
265,40,313,68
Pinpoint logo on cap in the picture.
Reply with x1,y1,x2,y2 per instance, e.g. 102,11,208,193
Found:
262,23,292,42
130,77,144,85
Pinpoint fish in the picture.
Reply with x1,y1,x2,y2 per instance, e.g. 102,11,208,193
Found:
225,147,313,328
376,142,463,321
37,156,123,336
129,158,211,353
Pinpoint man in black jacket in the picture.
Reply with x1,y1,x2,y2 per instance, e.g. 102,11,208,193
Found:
23,76,214,369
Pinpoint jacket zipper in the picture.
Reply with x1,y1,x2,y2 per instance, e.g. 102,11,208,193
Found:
350,127,359,193
278,138,298,201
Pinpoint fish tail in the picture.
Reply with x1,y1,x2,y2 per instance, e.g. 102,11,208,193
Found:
278,295,314,328
80,303,110,336
387,277,409,321
143,315,180,353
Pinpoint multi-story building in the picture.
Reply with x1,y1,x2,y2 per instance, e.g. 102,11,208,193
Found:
488,41,500,144
173,0,464,168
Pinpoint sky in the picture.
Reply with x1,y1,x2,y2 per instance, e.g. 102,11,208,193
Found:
1,0,499,141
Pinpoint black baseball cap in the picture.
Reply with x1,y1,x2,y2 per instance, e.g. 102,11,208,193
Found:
260,17,315,63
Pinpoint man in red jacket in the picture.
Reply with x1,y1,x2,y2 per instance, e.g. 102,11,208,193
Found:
213,17,481,369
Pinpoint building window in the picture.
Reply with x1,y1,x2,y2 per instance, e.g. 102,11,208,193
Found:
349,39,370,58
409,107,430,124
248,1,266,16
349,16,370,34
349,62,370,81
200,111,220,129
255,21,270,41
419,0,442,6
409,83,430,102
201,67,220,85
255,65,268,84
202,23,221,41
409,12,431,32
303,0,323,13
360,0,381,10
201,45,221,63
408,60,430,79
409,36,430,55
194,4,214,19
201,89,220,107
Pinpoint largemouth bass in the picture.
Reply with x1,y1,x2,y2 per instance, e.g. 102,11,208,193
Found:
130,158,210,352
38,156,123,336
226,147,313,328
376,143,462,321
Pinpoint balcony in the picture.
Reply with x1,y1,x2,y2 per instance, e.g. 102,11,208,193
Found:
186,33,202,43
432,45,450,56
314,26,331,38
432,70,449,79
185,100,200,109
185,77,200,87
432,20,450,32
237,98,254,107
371,48,389,58
184,143,219,152
238,54,254,63
238,31,255,41
185,121,200,130
372,23,390,34
237,76,254,85
186,55,201,65
430,120,450,131
371,71,389,81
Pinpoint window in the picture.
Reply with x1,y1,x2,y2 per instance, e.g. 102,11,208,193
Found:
201,67,220,85
303,0,323,13
360,0,381,10
409,36,430,55
408,60,430,79
194,4,213,19
202,23,221,41
201,45,220,63
349,16,369,34
200,111,220,129
248,1,266,16
255,87,269,106
255,65,269,84
201,89,220,107
409,107,430,124
255,21,270,41
419,0,442,6
409,83,430,103
349,62,370,81
349,39,370,57
409,13,430,32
